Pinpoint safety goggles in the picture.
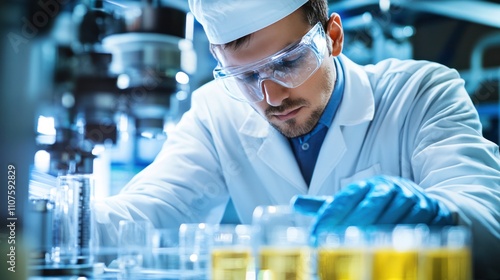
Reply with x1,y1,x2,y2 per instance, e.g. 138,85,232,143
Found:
213,22,327,103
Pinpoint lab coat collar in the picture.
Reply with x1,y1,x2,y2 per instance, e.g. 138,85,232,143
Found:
239,112,306,192
307,54,375,193
335,54,375,126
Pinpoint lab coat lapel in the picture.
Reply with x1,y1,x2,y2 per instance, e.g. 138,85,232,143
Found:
308,55,375,195
308,125,346,194
239,111,307,193
258,128,307,192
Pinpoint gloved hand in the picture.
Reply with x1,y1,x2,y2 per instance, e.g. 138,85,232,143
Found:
291,175,454,237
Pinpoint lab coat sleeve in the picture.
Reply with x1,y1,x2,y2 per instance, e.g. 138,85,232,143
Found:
400,63,500,279
93,89,230,248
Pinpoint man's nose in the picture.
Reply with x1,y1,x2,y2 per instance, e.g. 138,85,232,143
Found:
262,79,291,106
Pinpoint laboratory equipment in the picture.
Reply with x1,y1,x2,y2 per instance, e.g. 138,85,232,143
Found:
2,0,196,277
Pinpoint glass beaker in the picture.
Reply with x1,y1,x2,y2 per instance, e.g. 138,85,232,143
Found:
419,226,472,280
50,174,95,265
50,175,78,265
316,226,368,280
252,205,312,280
211,224,254,280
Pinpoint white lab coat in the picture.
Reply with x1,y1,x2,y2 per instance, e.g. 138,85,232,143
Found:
95,55,500,278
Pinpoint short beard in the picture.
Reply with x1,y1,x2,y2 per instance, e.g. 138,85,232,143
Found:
266,98,323,138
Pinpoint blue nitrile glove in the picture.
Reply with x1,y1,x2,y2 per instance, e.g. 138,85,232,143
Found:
291,175,454,237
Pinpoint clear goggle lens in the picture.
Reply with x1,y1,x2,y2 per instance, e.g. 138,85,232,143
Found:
213,22,327,103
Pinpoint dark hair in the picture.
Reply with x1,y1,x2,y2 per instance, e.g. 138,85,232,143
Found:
211,0,329,53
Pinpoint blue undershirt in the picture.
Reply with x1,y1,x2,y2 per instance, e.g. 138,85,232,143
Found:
289,57,345,186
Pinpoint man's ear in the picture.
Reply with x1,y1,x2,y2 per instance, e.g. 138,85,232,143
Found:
327,13,344,56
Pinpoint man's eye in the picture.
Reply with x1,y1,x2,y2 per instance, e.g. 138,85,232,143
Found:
238,72,259,83
278,54,304,68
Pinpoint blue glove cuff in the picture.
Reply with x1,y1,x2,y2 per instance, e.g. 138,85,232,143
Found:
431,200,455,225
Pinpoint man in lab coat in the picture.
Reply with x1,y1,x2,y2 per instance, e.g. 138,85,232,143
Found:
95,0,500,278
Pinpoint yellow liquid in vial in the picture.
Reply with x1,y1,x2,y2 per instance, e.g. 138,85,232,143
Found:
317,248,366,280
372,249,418,280
419,248,472,280
211,248,252,280
258,247,310,280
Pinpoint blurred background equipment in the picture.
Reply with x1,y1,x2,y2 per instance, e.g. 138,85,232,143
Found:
34,0,195,178
1,0,196,276
0,0,498,278
331,0,500,143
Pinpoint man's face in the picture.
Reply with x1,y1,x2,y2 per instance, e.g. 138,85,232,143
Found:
215,10,336,138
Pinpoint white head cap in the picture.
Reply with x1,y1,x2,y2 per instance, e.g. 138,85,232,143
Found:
188,0,309,45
